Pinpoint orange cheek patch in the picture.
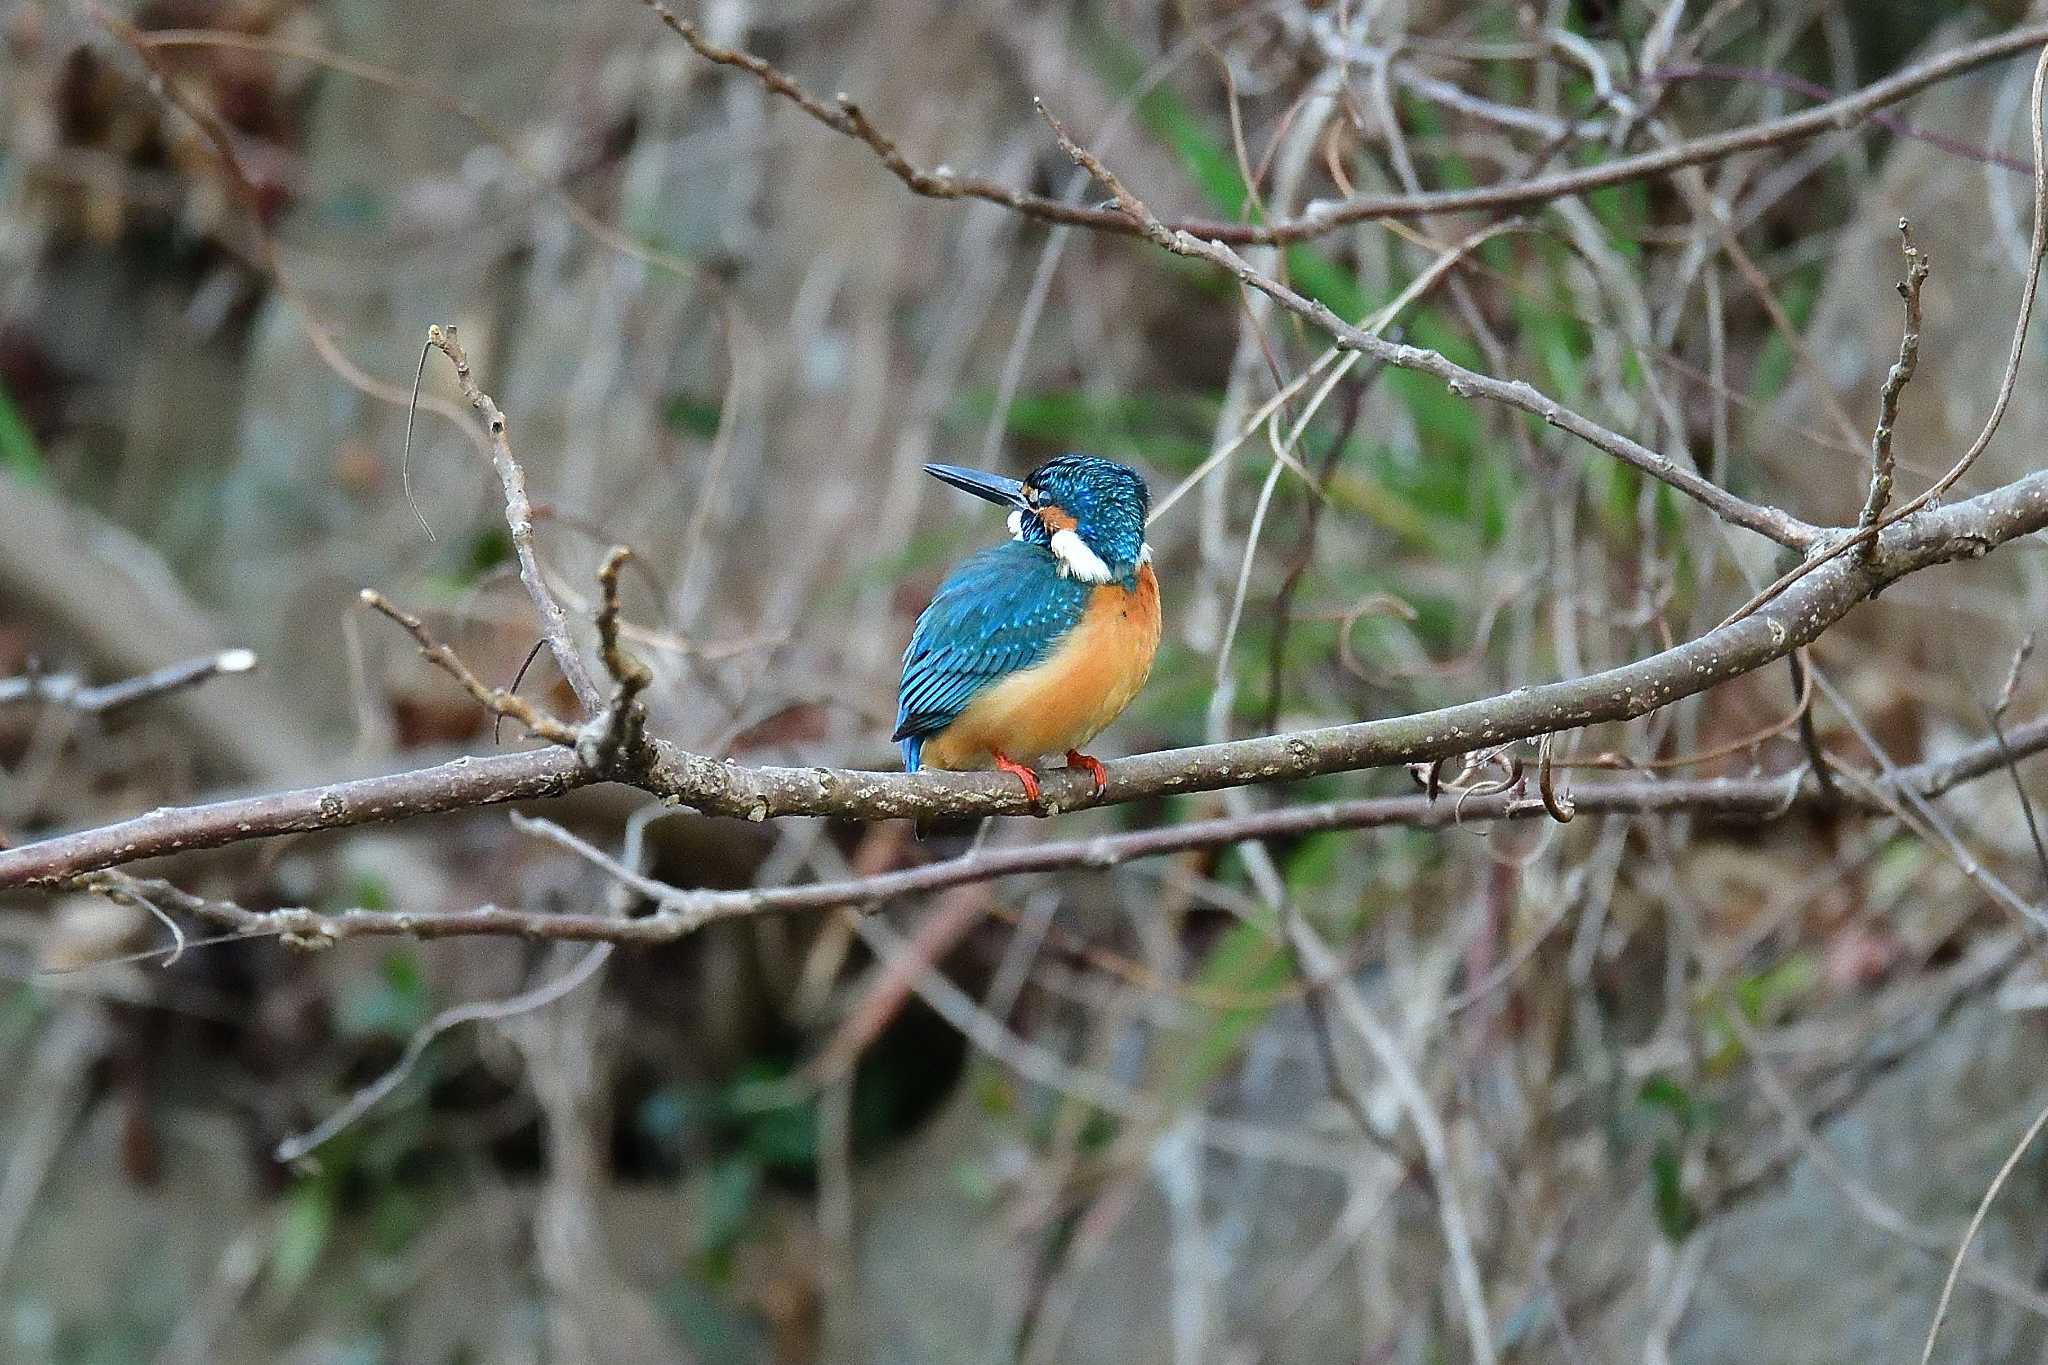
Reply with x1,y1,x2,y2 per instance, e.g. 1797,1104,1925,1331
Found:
1037,505,1077,533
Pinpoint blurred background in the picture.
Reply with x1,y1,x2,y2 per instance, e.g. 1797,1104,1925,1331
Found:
6,0,2048,1360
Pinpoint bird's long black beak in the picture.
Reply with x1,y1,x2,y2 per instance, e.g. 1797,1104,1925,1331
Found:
925,462,1027,509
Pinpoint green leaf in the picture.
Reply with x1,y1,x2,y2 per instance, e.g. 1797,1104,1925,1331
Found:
1167,917,1292,1100
0,985,46,1057
693,1155,762,1259
368,1185,431,1255
742,1098,819,1169
951,1156,1001,1204
1748,267,1822,403
664,393,725,439
1637,1073,1699,1133
0,381,48,489
269,1178,336,1298
1086,30,1249,216
422,524,515,595
1649,1140,1698,1242
1282,832,1346,896
1733,951,1819,1025
1585,178,1649,262
949,387,1217,473
335,949,432,1038
972,1069,1016,1119
658,1274,769,1355
343,874,391,913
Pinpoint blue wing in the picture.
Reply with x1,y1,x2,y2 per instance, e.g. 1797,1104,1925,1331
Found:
895,540,1088,770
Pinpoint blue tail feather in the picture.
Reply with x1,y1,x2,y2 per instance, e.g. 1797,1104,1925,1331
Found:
900,735,923,774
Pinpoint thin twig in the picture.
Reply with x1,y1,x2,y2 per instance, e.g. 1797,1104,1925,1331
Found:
0,650,256,718
1284,911,1499,1365
1264,379,1371,732
1033,105,1819,550
1724,43,2048,626
400,338,438,543
640,3,2048,247
274,939,613,1163
424,326,604,715
97,12,490,464
574,546,654,771
1920,1097,2048,1365
1537,731,1576,823
1981,697,2048,904
359,589,578,746
135,27,711,288
1788,650,1839,806
1857,219,1930,532
1727,1009,2048,1320
84,873,188,967
1997,634,2036,720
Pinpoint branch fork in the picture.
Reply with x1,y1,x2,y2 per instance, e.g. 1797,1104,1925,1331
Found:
360,551,653,780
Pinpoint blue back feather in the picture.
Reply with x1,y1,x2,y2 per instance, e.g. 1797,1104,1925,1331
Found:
895,540,1088,769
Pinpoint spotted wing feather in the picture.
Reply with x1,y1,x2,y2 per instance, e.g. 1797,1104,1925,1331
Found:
895,541,1088,770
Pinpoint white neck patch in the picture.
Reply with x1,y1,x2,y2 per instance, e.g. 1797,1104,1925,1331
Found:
1050,528,1114,583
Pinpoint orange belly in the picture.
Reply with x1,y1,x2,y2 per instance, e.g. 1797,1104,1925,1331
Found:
919,563,1160,770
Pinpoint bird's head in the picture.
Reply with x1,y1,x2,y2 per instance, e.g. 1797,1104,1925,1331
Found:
925,454,1150,584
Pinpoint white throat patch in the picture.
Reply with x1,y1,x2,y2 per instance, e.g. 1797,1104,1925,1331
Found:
1049,528,1114,583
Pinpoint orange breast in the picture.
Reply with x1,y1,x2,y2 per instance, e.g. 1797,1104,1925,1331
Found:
918,563,1161,770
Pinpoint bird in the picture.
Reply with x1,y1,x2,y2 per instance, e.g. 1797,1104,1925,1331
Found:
895,454,1161,807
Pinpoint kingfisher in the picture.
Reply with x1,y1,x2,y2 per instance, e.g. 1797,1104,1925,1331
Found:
895,454,1161,806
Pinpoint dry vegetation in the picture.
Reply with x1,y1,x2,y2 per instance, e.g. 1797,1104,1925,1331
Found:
7,1,2048,1361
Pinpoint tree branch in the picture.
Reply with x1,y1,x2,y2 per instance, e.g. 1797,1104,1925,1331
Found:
76,712,2048,947
1029,104,1818,549
0,650,257,719
359,590,578,746
2,750,596,887
1858,220,1929,532
424,325,605,715
4,468,2047,890
1721,41,2048,625
642,3,2048,247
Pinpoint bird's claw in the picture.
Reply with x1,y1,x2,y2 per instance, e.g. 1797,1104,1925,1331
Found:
993,751,1045,811
1064,749,1108,798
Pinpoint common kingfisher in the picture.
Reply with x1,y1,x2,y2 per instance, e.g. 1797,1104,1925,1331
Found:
895,454,1161,806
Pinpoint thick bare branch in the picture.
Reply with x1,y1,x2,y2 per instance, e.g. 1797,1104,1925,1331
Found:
0,751,596,886
4,470,2047,889
76,713,2048,947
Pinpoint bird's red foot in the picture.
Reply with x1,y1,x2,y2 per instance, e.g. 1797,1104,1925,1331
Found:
1064,749,1108,797
992,751,1044,809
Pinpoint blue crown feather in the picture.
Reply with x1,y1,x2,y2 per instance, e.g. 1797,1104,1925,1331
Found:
1020,454,1150,576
